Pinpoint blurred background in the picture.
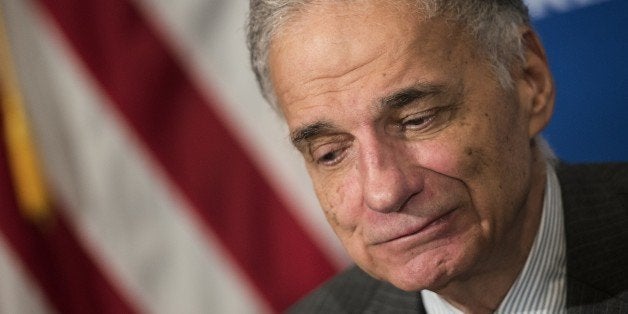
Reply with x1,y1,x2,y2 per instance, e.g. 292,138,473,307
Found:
0,0,625,313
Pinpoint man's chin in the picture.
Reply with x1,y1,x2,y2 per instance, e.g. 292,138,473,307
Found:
355,215,484,291
384,263,454,292
372,242,480,292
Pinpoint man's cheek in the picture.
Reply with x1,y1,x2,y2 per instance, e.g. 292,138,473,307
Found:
411,141,484,181
314,174,361,233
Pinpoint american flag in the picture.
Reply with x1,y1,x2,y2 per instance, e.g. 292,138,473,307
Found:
0,0,625,313
0,0,348,312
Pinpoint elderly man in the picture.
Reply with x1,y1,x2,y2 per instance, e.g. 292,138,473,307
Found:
246,0,628,313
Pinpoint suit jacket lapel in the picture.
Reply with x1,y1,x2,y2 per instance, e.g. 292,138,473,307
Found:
558,164,628,313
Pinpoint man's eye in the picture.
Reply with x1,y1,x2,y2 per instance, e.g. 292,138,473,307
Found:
397,106,455,134
311,144,348,167
400,110,437,131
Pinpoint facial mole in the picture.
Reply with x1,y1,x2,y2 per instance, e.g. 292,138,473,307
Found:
323,205,339,225
465,147,489,177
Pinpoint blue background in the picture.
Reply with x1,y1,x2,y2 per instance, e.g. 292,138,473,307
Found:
533,0,627,162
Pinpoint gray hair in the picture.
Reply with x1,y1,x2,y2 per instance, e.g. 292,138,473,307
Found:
246,0,557,161
246,0,531,109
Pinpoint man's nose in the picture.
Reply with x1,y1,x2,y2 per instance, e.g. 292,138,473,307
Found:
359,139,421,213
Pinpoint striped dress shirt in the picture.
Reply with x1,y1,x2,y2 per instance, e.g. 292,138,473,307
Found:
421,165,567,313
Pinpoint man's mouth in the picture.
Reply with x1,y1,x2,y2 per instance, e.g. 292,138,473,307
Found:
373,207,459,245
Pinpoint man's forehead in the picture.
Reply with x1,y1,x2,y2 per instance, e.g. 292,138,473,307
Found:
276,0,424,34
268,1,461,103
271,1,421,59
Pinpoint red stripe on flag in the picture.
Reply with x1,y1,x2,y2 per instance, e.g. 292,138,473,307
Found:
0,105,139,313
35,0,337,310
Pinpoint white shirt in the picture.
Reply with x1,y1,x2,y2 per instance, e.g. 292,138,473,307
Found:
421,165,567,313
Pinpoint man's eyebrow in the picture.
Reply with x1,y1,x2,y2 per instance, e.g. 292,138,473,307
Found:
290,121,336,149
379,84,443,110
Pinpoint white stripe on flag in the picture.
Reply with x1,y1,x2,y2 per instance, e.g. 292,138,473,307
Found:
134,0,351,267
4,0,272,312
0,235,53,314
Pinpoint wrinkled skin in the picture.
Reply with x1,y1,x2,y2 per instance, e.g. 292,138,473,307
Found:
269,1,554,311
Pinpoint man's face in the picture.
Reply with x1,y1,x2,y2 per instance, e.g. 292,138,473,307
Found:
269,2,548,291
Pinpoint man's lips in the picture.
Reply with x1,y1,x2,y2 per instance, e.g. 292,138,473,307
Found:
371,207,459,245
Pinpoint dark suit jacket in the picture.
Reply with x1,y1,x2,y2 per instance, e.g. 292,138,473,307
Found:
289,163,628,313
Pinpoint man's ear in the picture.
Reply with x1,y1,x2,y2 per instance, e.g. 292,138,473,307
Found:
517,28,555,139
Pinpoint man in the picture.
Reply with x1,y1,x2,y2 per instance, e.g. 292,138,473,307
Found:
246,0,628,313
